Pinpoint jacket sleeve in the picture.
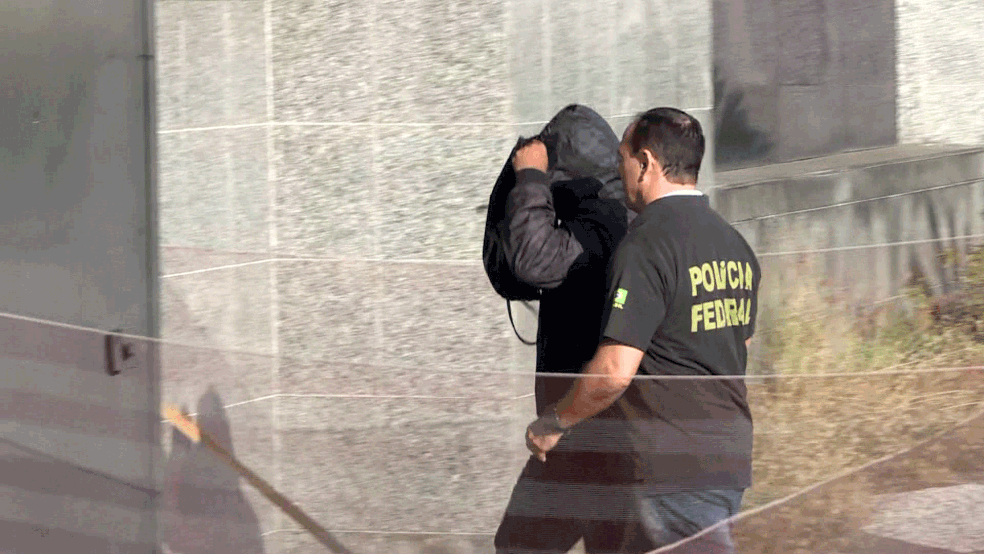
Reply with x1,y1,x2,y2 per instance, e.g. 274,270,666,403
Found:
502,168,584,289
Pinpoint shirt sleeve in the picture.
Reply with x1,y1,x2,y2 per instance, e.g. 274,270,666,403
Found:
602,239,667,351
503,168,584,289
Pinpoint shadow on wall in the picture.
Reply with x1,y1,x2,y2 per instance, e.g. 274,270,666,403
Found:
160,388,265,554
713,65,774,169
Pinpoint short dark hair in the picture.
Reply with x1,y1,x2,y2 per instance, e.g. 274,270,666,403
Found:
627,107,705,184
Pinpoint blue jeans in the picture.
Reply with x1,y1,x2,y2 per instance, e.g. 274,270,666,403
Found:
626,488,744,554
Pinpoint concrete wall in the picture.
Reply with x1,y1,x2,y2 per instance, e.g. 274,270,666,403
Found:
0,0,159,551
711,145,984,373
713,145,984,299
896,0,984,146
154,0,714,552
713,0,897,169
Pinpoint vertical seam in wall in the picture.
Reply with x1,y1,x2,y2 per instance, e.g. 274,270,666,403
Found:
141,0,162,548
222,5,232,124
262,0,281,535
608,0,618,116
576,0,585,104
665,0,680,107
894,0,904,141
504,0,514,123
369,0,384,363
542,0,552,115
178,1,187,129
222,5,235,259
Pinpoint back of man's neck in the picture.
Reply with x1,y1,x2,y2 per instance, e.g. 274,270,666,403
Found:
652,183,700,201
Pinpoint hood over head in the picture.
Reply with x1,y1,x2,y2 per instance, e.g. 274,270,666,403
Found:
537,104,627,205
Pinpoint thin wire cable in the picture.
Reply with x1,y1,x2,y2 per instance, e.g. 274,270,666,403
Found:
160,255,481,278
240,395,984,543
758,232,984,258
157,111,651,135
163,391,532,421
5,307,984,380
731,177,983,225
645,399,984,554
159,231,984,279
260,528,494,538
7,314,984,548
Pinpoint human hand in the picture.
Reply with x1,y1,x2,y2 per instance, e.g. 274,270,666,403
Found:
526,416,565,462
512,139,549,173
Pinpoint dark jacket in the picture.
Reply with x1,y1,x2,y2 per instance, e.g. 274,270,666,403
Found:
501,105,630,414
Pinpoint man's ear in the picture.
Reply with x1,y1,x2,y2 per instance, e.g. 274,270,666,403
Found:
639,149,659,181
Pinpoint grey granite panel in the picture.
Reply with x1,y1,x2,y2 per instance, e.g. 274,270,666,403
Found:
713,0,899,166
375,0,508,124
834,0,894,42
713,78,780,168
843,84,896,150
897,0,984,144
229,129,273,253
834,0,895,90
182,0,267,128
181,2,223,127
613,0,676,115
277,398,517,533
161,254,273,354
911,1,984,84
776,0,830,86
674,0,713,111
272,529,380,554
158,392,277,546
579,0,616,117
688,107,716,188
279,357,524,402
713,0,778,86
276,260,378,364
226,1,270,124
275,429,382,531
278,359,376,396
160,246,269,277
158,127,269,252
372,0,421,122
154,1,185,131
271,0,371,123
546,0,583,111
274,125,374,258
157,131,190,246
839,38,895,87
159,347,274,431
418,0,508,123
906,85,984,145
159,323,277,538
776,85,845,160
375,262,521,372
508,0,550,123
375,125,512,260
276,394,513,432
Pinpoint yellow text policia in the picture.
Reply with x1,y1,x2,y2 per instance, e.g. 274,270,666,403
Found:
688,261,754,333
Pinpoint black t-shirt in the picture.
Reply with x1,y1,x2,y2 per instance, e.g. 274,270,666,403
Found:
601,193,760,492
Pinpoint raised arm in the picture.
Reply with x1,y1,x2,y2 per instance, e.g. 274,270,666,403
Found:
502,140,584,289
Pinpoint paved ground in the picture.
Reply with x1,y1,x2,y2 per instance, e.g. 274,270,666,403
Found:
731,411,984,554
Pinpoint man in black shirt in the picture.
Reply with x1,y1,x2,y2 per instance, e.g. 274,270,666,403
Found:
526,107,760,553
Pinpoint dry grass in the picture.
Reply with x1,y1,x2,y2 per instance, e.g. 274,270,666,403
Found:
740,254,984,520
